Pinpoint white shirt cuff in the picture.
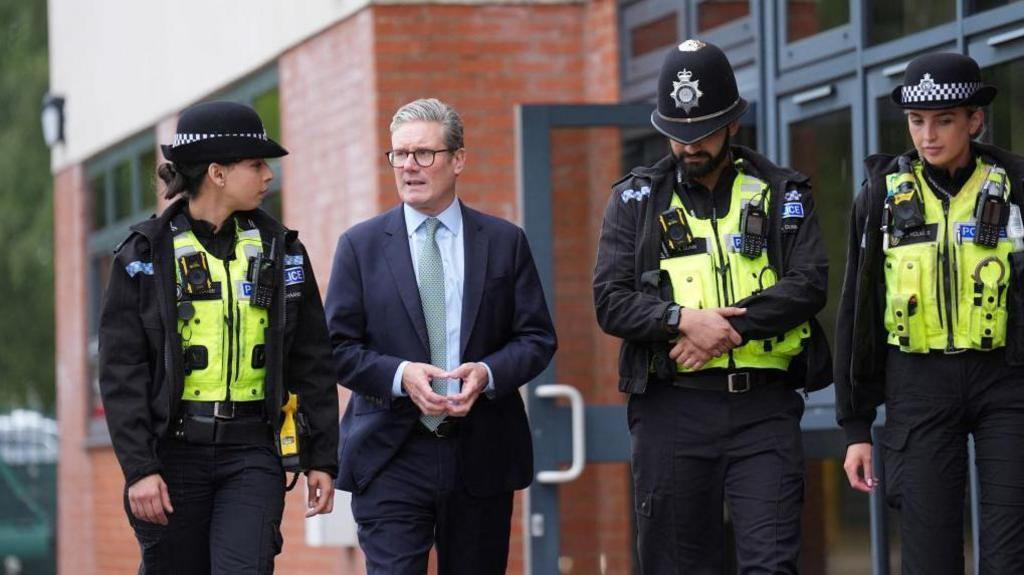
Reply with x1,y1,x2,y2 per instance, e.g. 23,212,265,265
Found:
392,361,409,397
481,362,496,399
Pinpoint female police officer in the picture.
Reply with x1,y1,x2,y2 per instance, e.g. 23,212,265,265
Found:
836,53,1024,573
98,100,338,573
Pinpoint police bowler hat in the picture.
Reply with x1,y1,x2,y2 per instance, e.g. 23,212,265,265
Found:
161,100,288,164
651,39,749,145
891,52,997,110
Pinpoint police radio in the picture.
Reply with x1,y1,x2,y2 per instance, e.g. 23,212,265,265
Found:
889,156,926,238
973,170,1009,248
247,238,277,309
739,200,767,258
659,207,694,257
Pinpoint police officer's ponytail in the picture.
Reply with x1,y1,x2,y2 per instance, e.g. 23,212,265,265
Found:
157,162,209,200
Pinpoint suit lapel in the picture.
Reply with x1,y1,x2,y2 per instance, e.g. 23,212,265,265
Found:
460,205,488,357
383,207,430,354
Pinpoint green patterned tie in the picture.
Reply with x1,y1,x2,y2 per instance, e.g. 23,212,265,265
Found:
418,217,448,430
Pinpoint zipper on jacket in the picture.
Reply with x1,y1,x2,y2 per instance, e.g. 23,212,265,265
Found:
941,197,956,351
224,259,235,398
708,201,737,368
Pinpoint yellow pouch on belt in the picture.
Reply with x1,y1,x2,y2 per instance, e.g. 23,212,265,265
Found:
890,293,927,353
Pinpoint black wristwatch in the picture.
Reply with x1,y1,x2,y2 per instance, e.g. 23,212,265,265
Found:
663,304,681,334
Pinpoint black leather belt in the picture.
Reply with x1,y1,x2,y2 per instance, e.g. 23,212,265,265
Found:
413,419,461,439
671,371,783,394
180,400,265,419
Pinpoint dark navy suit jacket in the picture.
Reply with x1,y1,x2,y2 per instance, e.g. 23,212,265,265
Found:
325,202,557,497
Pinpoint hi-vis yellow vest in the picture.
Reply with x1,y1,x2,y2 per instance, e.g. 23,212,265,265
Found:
660,170,809,372
883,158,1015,352
174,217,268,401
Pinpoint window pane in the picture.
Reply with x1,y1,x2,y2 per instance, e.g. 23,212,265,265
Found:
877,95,913,154
697,0,750,32
112,160,133,221
968,0,1023,13
252,87,281,142
788,108,852,341
139,149,157,211
982,58,1024,152
787,0,850,43
867,0,955,46
631,13,678,58
91,174,107,230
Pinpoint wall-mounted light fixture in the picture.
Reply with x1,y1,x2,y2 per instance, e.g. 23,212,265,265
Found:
41,93,65,147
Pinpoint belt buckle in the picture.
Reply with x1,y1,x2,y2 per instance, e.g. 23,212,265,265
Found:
213,401,235,419
727,373,751,394
433,419,455,438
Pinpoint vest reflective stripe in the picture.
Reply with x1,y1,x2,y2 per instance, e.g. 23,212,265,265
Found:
883,159,1014,352
174,220,268,401
659,170,809,372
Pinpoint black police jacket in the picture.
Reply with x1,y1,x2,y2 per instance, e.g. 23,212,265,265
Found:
593,146,832,395
835,142,1024,445
98,199,339,486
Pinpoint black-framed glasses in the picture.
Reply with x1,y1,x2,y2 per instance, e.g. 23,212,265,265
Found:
385,148,454,168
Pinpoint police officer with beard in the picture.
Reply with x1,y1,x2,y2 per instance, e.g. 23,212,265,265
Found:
837,52,1024,574
593,40,832,573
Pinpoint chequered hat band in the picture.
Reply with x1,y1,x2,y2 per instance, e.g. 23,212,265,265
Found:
901,81,980,104
171,131,268,148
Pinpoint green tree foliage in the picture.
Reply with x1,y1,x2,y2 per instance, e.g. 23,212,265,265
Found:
0,0,55,411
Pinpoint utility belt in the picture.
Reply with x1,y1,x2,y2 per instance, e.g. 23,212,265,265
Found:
171,401,271,445
670,369,786,394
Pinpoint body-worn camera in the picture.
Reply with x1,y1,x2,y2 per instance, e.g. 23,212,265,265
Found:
247,238,277,309
659,207,694,257
177,252,216,297
973,171,1009,248
739,201,767,258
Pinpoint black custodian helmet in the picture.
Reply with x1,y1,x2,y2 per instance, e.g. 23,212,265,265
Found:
161,100,288,164
651,39,749,145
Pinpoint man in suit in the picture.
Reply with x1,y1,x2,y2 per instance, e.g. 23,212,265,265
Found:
325,98,557,574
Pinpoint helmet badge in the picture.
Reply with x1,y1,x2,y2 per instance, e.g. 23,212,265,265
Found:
917,73,937,96
671,69,703,114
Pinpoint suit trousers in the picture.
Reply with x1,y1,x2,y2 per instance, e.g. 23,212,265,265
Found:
881,348,1024,575
351,428,514,575
628,379,806,575
124,434,285,575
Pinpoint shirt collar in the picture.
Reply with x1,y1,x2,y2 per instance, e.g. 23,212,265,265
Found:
404,197,462,238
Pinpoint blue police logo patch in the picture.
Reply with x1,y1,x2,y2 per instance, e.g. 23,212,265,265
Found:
957,223,1007,242
284,254,304,266
285,266,305,286
782,202,804,218
240,282,254,298
125,261,154,277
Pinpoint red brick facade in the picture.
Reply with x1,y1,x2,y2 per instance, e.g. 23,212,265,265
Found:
57,2,622,573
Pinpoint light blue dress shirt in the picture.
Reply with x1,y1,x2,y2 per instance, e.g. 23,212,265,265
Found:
392,198,495,397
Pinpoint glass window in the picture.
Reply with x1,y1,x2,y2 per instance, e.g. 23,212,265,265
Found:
91,174,107,230
968,0,1023,13
139,149,157,211
252,87,281,142
631,13,678,58
877,95,913,155
866,0,955,46
112,159,133,221
787,0,850,43
788,107,852,341
697,0,750,32
982,58,1024,152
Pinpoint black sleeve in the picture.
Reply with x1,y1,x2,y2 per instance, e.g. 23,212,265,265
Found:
285,245,339,477
834,183,878,445
729,184,828,340
593,182,675,342
98,243,163,486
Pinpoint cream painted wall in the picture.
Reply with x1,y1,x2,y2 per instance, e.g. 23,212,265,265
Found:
46,0,367,170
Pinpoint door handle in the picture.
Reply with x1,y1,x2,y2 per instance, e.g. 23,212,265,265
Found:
534,384,586,484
